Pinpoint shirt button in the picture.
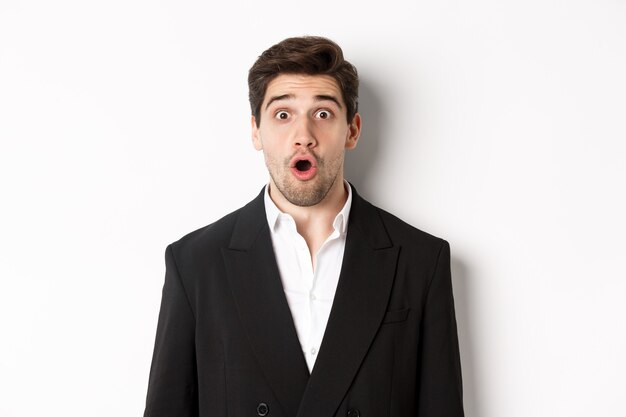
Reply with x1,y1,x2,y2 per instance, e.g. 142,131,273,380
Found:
310,293,316,301
310,347,317,355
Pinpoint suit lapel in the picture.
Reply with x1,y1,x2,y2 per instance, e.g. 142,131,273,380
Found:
222,189,309,417
296,186,400,417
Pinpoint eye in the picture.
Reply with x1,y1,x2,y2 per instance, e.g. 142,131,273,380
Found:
275,111,290,120
315,109,332,120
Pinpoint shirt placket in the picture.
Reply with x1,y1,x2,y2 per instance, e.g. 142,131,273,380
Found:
287,224,314,364
307,228,342,367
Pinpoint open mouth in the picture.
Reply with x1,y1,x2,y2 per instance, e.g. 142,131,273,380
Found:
290,155,317,180
295,159,312,172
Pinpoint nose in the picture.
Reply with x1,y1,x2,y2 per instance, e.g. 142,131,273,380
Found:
293,116,317,149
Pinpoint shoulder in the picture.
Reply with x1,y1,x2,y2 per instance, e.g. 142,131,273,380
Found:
170,208,239,253
357,194,449,256
168,188,266,260
381,206,445,245
363,202,452,284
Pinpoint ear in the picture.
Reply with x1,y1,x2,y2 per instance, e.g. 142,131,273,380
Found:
345,113,361,150
251,116,263,150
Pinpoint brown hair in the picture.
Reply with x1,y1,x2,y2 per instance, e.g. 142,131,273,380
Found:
248,36,359,127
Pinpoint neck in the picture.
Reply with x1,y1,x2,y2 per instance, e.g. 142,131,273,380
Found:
268,176,348,263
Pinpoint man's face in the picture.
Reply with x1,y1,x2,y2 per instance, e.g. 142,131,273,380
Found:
251,74,361,207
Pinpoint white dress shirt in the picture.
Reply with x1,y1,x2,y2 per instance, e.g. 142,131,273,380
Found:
264,182,352,372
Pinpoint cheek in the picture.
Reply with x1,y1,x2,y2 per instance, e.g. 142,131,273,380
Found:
318,123,348,139
262,145,284,167
259,125,291,145
331,127,351,148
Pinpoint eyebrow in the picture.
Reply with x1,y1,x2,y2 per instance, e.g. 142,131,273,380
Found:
315,95,343,108
264,94,343,110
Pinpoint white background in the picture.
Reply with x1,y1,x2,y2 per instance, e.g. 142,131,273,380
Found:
1,1,625,416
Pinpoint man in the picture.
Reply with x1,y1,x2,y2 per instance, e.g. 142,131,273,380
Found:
144,36,464,417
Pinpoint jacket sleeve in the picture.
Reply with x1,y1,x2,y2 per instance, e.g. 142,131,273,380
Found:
144,244,199,417
417,240,464,417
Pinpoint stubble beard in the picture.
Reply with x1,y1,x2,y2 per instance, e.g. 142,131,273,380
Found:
267,152,344,207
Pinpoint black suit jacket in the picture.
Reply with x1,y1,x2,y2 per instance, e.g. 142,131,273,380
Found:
144,185,464,417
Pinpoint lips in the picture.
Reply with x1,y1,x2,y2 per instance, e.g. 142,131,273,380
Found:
289,154,318,181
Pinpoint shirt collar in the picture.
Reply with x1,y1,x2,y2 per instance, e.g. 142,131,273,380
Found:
264,181,352,235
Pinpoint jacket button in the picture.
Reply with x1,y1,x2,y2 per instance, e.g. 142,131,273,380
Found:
347,408,360,417
257,402,269,416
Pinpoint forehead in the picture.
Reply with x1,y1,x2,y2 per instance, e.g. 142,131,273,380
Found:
263,74,343,106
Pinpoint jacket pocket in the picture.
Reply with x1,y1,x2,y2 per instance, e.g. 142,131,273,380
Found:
381,308,410,324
